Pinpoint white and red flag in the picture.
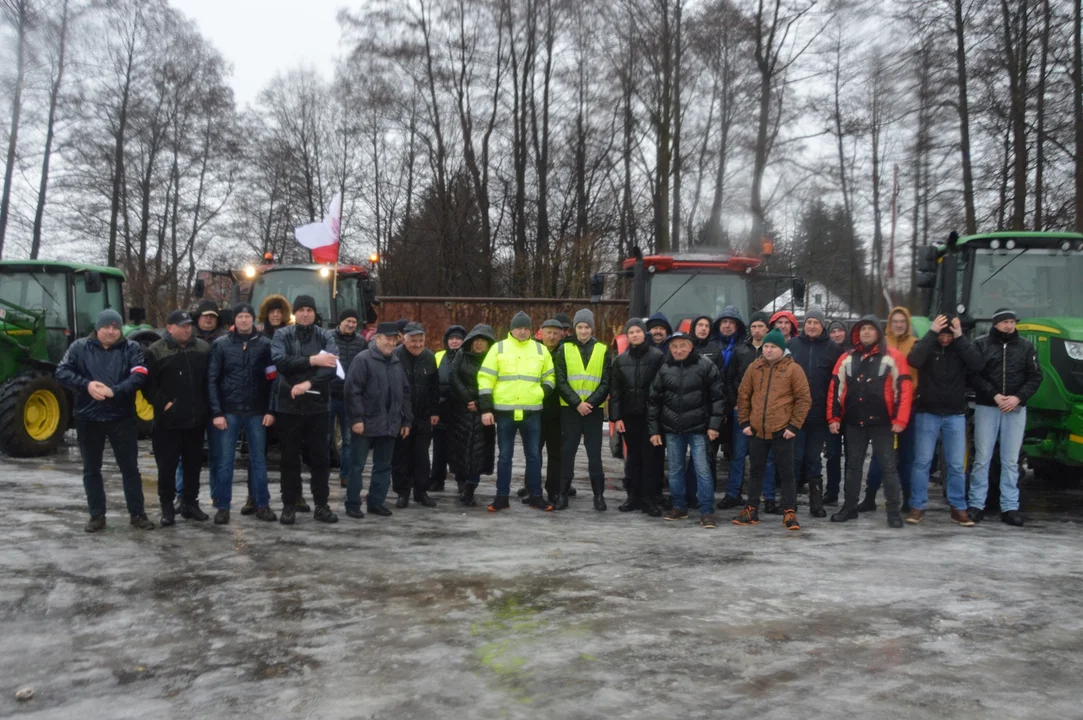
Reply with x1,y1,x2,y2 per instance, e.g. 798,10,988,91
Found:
294,193,341,265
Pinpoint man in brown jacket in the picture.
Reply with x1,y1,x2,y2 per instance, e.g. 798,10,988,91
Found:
732,328,812,530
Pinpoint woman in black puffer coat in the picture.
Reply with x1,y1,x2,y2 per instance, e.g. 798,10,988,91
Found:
610,318,665,516
449,324,498,506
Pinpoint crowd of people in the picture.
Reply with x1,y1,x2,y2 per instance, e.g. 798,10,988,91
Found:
54,293,1042,534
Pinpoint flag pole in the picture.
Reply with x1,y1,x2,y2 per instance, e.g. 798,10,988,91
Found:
332,192,342,300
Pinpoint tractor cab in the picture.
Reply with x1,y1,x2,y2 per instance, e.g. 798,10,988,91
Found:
916,231,1083,477
0,261,153,457
591,248,803,352
222,261,379,333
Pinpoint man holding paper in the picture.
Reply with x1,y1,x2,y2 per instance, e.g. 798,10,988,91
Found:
270,294,340,525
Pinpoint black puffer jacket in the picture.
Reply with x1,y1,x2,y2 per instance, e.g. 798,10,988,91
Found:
647,349,725,436
609,342,664,420
344,347,412,437
144,334,211,430
270,323,339,414
207,331,275,418
330,329,368,398
394,344,439,429
435,325,466,428
723,338,762,410
787,332,844,424
908,331,984,415
970,328,1043,407
449,324,497,478
56,337,149,422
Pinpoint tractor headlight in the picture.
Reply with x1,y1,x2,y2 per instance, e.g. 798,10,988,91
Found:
1065,340,1083,361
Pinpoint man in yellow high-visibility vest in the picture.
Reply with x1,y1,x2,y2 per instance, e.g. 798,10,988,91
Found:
554,309,611,511
478,311,556,512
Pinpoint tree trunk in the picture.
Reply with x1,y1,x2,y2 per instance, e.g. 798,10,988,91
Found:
0,0,29,257
654,0,672,253
1001,0,1029,230
31,0,70,259
1073,0,1082,231
1033,0,1049,229
670,0,683,253
108,29,139,267
953,0,978,234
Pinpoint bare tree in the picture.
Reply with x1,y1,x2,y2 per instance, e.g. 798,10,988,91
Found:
0,0,31,257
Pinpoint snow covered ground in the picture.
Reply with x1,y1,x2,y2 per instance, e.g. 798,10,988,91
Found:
2,436,1082,718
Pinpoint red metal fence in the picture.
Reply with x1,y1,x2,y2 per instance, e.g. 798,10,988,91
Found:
378,297,630,350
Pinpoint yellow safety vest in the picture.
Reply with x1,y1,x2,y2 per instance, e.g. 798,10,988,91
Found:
435,349,446,368
477,334,555,413
561,342,607,407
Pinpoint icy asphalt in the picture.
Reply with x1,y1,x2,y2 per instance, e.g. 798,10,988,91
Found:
2,435,1082,720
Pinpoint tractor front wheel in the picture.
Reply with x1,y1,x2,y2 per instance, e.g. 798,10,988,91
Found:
0,373,70,457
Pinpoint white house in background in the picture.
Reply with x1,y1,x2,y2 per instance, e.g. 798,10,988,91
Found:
762,281,856,319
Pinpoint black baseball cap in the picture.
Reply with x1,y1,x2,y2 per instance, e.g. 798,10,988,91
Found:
166,310,193,326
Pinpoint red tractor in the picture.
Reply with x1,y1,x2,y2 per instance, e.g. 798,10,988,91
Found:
591,246,805,456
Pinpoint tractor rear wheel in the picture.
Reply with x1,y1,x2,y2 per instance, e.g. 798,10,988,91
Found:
0,373,69,457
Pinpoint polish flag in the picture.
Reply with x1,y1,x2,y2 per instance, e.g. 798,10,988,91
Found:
294,193,341,265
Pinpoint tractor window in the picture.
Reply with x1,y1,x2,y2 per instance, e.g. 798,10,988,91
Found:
648,271,749,325
0,271,68,328
971,249,1083,320
335,279,361,322
74,275,109,337
250,269,332,324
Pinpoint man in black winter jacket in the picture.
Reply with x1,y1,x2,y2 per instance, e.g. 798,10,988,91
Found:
329,308,369,489
554,308,612,511
431,324,466,492
648,332,726,528
207,303,278,524
345,322,412,518
786,308,843,517
392,323,440,508
905,315,983,527
194,299,227,344
538,319,566,503
145,310,212,525
270,294,340,525
610,318,665,516
56,309,155,532
966,308,1043,526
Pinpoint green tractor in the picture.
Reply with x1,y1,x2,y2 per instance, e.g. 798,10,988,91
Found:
915,231,1083,483
0,261,158,456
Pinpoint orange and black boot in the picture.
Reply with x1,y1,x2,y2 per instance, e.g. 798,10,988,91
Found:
487,496,511,513
783,509,800,531
732,505,760,526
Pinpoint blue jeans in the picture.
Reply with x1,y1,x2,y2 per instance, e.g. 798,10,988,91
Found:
210,414,270,510
329,397,351,482
725,411,776,500
667,433,714,515
176,417,219,498
349,434,395,510
867,422,914,497
496,411,542,497
793,422,830,480
969,404,1026,512
909,413,967,511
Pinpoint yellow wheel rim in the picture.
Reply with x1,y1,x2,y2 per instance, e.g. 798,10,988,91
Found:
24,389,61,442
135,390,154,422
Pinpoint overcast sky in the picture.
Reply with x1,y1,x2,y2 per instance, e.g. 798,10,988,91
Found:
171,0,347,107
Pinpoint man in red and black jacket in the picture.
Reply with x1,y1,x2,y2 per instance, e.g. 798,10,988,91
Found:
827,315,913,528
